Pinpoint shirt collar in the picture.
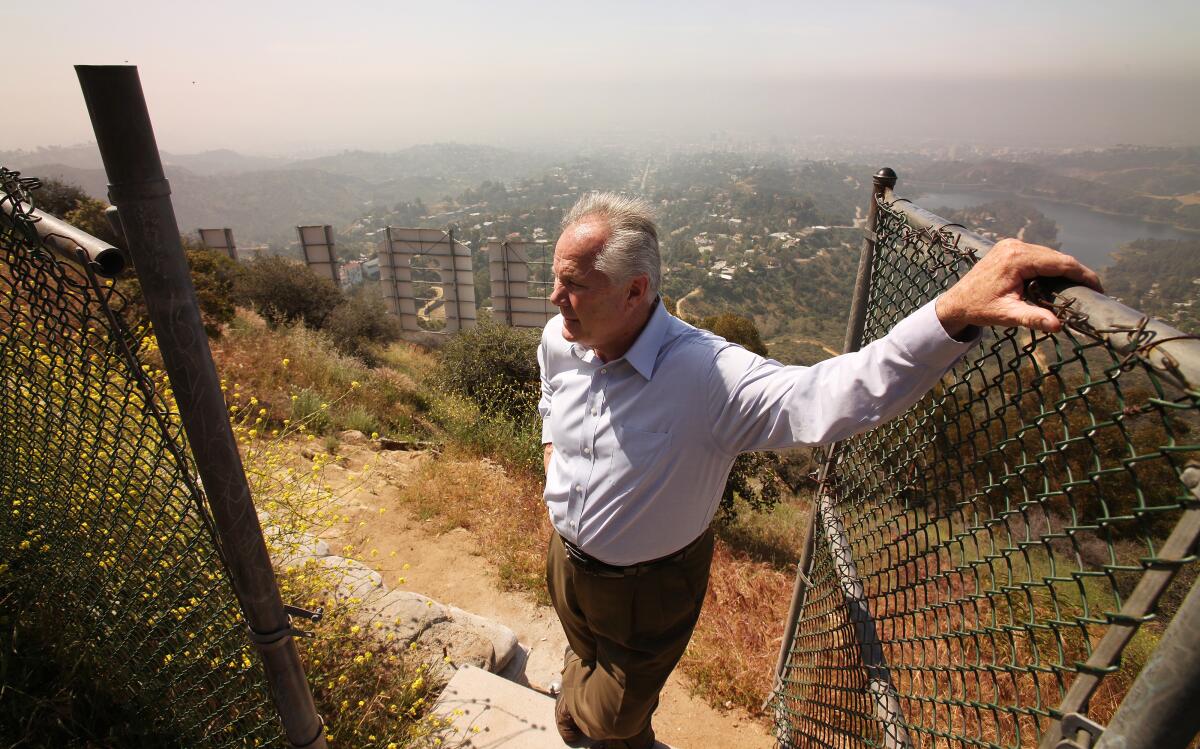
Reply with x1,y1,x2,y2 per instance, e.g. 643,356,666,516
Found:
569,297,670,381
621,297,670,380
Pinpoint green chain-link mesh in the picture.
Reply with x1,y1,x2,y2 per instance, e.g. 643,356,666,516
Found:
0,169,281,746
774,193,1199,748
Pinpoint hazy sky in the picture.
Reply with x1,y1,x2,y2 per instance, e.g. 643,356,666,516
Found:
7,0,1200,154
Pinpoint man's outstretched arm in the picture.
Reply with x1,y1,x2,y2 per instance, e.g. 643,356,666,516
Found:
708,238,1103,455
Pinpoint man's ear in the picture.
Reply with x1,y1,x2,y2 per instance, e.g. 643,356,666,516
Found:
626,275,650,307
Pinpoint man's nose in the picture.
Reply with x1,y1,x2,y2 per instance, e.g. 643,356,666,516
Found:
549,281,568,307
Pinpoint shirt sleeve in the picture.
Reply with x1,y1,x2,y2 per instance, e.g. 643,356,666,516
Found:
537,327,554,444
707,297,980,455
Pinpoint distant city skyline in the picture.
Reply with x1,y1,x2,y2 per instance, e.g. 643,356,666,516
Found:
8,0,1200,154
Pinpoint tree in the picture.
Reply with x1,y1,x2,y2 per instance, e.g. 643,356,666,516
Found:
117,239,241,338
236,256,344,329
697,313,768,357
64,197,121,247
325,287,402,365
30,178,90,217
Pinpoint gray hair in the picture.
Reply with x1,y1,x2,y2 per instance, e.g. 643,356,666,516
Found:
561,191,660,294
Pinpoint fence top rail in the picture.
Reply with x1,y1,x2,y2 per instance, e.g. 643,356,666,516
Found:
884,191,1200,393
0,193,126,277
883,191,995,258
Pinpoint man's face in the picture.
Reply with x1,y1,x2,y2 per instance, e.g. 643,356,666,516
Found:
549,220,643,356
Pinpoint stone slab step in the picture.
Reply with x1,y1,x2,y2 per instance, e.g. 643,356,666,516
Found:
432,664,675,748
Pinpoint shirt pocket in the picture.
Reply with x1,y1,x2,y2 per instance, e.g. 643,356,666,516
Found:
606,424,671,487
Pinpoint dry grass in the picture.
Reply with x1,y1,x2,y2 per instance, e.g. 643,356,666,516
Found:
212,310,434,439
685,541,794,713
379,451,555,602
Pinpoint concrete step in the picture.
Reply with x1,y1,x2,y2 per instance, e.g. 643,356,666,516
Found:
432,664,675,748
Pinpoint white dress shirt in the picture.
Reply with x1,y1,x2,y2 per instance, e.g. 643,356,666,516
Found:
538,298,977,566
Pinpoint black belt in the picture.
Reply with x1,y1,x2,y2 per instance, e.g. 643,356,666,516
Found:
560,531,709,578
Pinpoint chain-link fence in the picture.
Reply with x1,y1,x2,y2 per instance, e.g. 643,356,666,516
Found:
773,171,1200,748
0,168,282,745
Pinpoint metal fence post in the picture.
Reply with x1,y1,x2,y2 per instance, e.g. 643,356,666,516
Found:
774,168,898,681
1097,537,1200,749
772,168,912,748
75,64,326,749
773,167,898,689
844,167,896,354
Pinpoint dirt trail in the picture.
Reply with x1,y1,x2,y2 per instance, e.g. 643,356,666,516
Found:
674,287,703,320
317,444,775,749
791,338,840,358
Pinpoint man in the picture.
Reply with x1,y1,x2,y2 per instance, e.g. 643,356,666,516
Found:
538,192,1099,749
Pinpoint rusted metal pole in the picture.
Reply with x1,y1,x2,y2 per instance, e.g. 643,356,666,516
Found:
813,167,912,749
818,489,911,749
75,64,326,749
776,168,898,683
1033,281,1200,394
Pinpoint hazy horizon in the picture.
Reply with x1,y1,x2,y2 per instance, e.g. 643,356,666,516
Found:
7,1,1200,155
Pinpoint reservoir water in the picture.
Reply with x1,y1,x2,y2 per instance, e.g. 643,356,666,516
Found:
911,189,1198,272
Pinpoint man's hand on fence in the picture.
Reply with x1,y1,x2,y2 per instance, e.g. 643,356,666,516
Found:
935,238,1103,337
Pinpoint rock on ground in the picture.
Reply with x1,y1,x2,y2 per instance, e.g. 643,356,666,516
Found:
262,522,520,675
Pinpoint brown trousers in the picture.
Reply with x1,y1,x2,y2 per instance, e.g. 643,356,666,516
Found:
546,530,714,749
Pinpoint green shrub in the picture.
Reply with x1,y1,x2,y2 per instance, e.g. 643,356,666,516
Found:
291,389,333,435
63,197,122,248
326,288,402,365
30,178,90,217
237,256,343,330
698,312,768,357
718,450,785,521
429,392,544,476
322,434,340,455
437,318,541,423
117,242,241,338
337,406,381,437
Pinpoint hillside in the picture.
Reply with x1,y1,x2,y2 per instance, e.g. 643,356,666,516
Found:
286,143,553,184
4,143,561,247
1032,145,1200,197
930,199,1060,247
0,144,286,175
1103,238,1200,333
12,162,384,247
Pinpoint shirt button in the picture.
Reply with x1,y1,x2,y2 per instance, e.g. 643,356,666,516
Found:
574,484,583,492
570,521,576,529
600,368,607,375
591,408,598,416
583,446,591,455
